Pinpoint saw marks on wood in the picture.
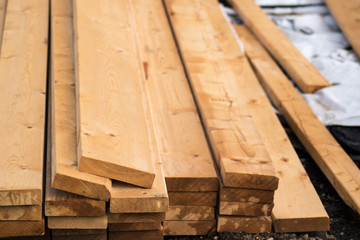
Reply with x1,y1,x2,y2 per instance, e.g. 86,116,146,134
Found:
228,0,330,93
0,0,48,206
169,192,217,206
164,0,278,190
217,215,272,233
163,220,216,236
73,0,155,188
165,206,215,221
0,204,42,221
51,0,111,201
0,219,45,237
108,212,165,224
48,216,108,230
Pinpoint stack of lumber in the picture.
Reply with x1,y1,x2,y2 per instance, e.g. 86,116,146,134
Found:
0,0,48,238
164,0,279,233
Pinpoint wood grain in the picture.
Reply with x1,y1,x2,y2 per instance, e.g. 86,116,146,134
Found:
109,231,163,240
109,222,162,232
73,0,155,188
163,220,216,236
219,201,273,216
228,0,330,93
217,215,272,233
169,192,217,206
220,183,274,203
0,219,45,237
0,0,48,206
47,216,108,229
0,204,41,220
325,0,360,58
166,206,215,221
108,212,165,223
51,0,111,201
164,0,278,190
52,229,106,236
235,25,356,229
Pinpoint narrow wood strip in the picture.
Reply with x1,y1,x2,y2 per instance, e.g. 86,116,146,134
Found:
0,0,6,50
0,204,42,221
108,212,165,224
217,215,272,233
235,25,360,221
0,219,45,238
166,206,215,221
325,0,360,58
169,192,217,206
52,234,106,240
164,0,278,190
47,216,108,229
163,220,216,236
228,0,330,93
109,231,163,240
52,229,106,236
109,222,162,232
220,184,274,203
219,201,273,216
0,0,48,206
50,0,111,201
73,0,155,188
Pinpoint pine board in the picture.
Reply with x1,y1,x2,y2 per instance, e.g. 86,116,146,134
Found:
133,0,218,193
50,0,111,201
169,192,217,206
165,206,215,221
163,220,216,236
217,215,272,233
236,25,356,228
0,219,45,238
47,216,108,229
52,234,106,240
0,204,42,221
109,222,162,232
219,201,273,216
73,0,155,188
109,231,163,240
228,0,330,93
325,0,360,58
164,0,278,190
0,0,48,206
108,212,165,223
220,184,274,203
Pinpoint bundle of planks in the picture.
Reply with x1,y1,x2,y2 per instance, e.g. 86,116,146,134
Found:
0,0,48,238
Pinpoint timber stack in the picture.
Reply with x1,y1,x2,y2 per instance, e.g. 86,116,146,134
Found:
1,0,360,239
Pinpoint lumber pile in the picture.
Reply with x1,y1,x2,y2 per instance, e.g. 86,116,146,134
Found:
0,0,48,237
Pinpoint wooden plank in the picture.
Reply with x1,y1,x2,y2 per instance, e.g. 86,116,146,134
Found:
73,0,155,188
0,219,45,237
0,0,5,50
0,204,41,221
52,234,106,240
163,220,216,236
133,0,218,192
165,206,215,221
164,0,278,190
52,229,106,236
109,231,163,240
169,192,217,206
220,184,274,203
50,0,111,201
219,201,273,216
228,0,330,93
108,212,165,224
325,0,360,58
47,216,108,229
217,215,272,233
109,222,162,232
235,25,360,225
0,0,48,206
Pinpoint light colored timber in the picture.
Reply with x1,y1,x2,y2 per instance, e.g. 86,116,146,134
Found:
73,0,155,188
228,0,330,93
236,25,356,228
51,0,111,201
217,215,272,233
169,192,217,206
220,183,274,203
0,0,48,206
166,206,215,221
52,234,106,240
134,0,218,192
47,216,108,229
219,201,273,216
0,204,41,220
0,219,45,238
108,212,165,223
163,220,216,236
52,229,106,236
109,231,163,240
325,0,360,58
109,222,162,232
164,0,278,190
0,0,5,50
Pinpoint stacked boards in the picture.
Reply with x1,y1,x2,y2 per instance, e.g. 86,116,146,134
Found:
164,0,278,233
0,0,48,238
